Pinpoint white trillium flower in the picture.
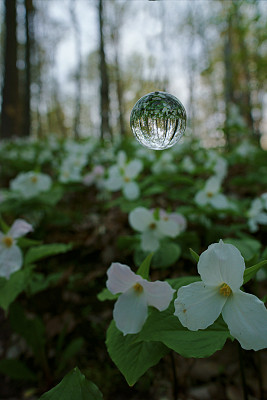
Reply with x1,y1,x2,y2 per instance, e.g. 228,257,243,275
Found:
104,151,143,200
0,219,33,279
10,171,52,199
151,152,177,175
107,262,175,335
129,207,186,252
174,240,267,351
83,165,105,188
195,176,231,210
247,194,267,232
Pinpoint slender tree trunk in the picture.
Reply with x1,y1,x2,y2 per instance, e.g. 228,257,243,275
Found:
233,3,254,134
98,0,111,140
223,14,234,149
1,0,19,138
24,0,34,137
114,50,126,136
69,0,82,139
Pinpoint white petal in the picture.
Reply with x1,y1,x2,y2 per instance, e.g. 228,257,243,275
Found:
205,176,221,193
124,160,143,178
123,182,139,200
104,173,122,191
195,190,208,206
117,151,127,168
142,280,175,311
198,241,245,291
9,219,33,238
141,231,159,252
174,281,227,331
0,246,23,279
157,219,179,238
210,194,230,210
113,287,148,335
106,263,140,294
128,207,153,232
222,290,267,351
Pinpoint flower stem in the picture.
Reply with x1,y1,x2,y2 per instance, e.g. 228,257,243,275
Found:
238,343,248,400
170,351,179,400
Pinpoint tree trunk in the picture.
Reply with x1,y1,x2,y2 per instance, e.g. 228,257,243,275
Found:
98,0,111,140
223,14,234,149
1,0,19,138
23,0,34,137
69,0,82,139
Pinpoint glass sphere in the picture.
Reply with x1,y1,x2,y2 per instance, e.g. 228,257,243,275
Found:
130,91,186,150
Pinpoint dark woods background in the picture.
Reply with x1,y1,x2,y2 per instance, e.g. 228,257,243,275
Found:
1,0,267,148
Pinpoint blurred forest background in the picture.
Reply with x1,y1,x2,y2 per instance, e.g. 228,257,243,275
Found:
1,0,267,148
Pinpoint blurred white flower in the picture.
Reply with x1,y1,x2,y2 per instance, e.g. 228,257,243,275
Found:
129,207,186,252
247,193,267,232
83,165,105,188
10,171,52,199
195,176,231,210
205,151,228,181
104,151,143,200
0,219,33,279
174,240,267,351
181,155,195,173
151,152,177,175
107,262,175,335
235,141,257,157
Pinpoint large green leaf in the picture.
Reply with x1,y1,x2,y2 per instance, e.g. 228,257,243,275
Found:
0,269,31,311
152,242,181,268
39,367,103,400
106,321,169,386
24,243,73,265
137,305,229,359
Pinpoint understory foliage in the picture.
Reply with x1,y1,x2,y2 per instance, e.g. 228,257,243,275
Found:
0,134,267,399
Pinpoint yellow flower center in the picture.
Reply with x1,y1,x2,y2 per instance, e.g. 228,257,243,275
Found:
2,236,13,248
149,222,157,230
124,176,130,182
207,192,213,198
133,282,143,294
31,176,38,183
219,283,232,297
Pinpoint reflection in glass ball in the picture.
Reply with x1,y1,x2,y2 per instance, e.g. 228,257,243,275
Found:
130,91,186,150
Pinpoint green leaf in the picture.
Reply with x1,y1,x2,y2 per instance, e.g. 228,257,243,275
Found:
37,185,64,206
189,248,199,263
97,288,118,302
136,253,153,280
17,237,43,248
106,321,169,386
26,271,63,295
138,305,229,359
152,242,181,268
0,216,10,233
57,338,84,373
39,367,103,400
167,276,200,291
243,260,267,284
0,359,36,381
24,243,73,265
0,269,31,311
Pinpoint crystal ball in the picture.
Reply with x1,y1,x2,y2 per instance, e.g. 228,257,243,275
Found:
130,91,186,150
